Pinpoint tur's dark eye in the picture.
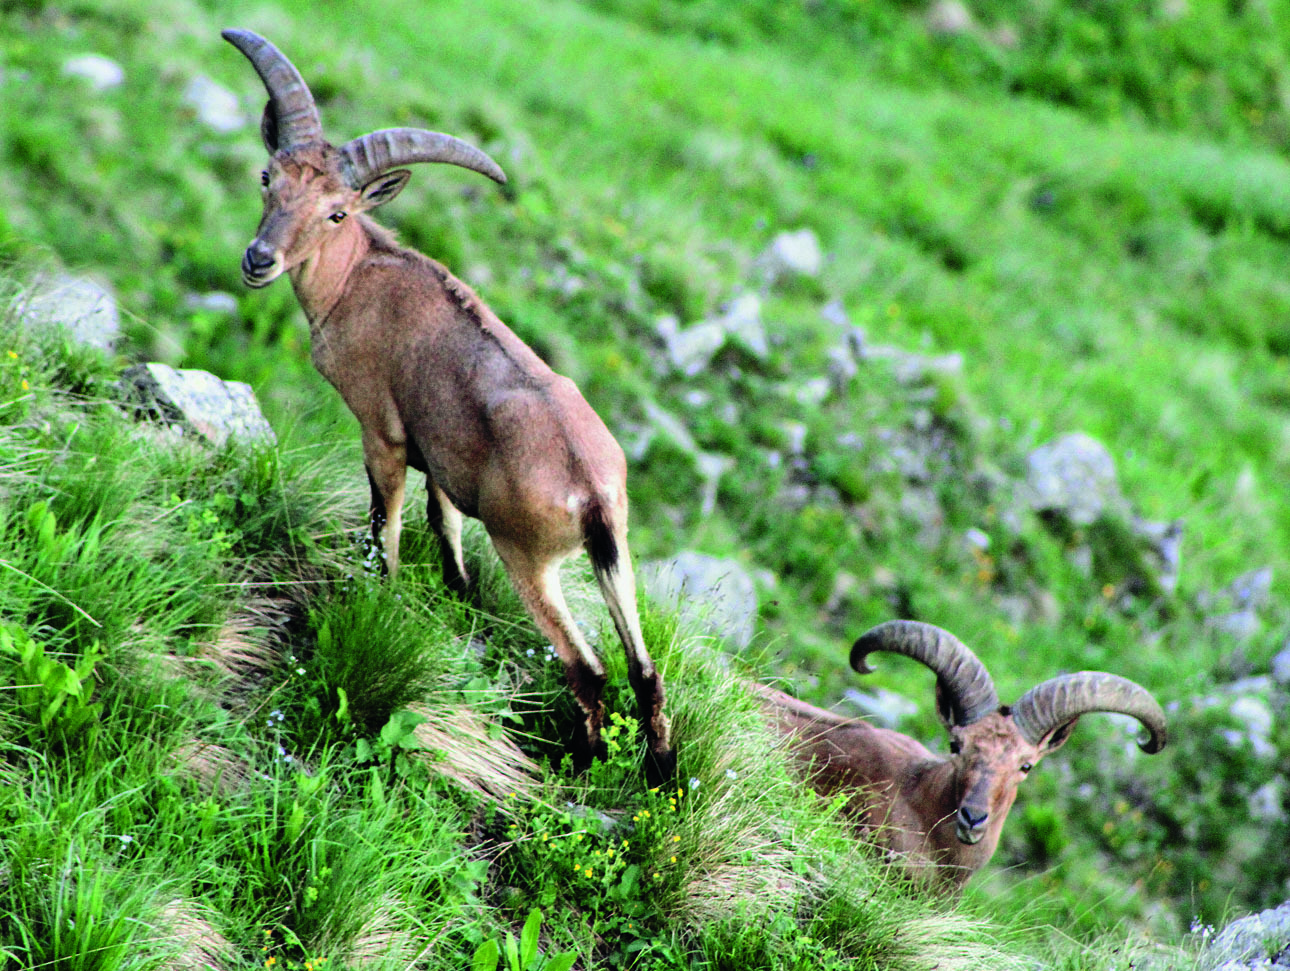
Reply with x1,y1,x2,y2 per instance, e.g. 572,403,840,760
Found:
260,171,269,187
1020,763,1033,774
329,211,347,224
949,739,962,755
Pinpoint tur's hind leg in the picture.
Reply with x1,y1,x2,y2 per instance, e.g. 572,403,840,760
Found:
492,538,607,770
426,479,471,594
592,547,675,786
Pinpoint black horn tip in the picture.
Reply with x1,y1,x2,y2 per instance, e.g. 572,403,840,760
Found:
1138,726,1167,754
849,643,877,675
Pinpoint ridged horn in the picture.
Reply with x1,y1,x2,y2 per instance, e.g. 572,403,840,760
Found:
850,620,999,726
338,128,508,189
222,28,323,150
1012,672,1167,753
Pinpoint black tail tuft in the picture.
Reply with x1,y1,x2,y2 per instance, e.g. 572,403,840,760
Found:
582,499,619,573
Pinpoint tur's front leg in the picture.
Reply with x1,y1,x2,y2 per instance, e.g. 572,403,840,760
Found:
364,437,408,577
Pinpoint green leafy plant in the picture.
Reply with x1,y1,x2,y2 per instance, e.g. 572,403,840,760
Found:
472,909,577,971
0,622,102,745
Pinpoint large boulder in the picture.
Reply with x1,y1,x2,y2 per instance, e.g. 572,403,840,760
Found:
120,363,275,448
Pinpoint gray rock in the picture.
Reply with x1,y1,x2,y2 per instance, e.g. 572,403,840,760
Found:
1131,517,1184,596
639,551,758,650
121,363,276,448
758,229,823,284
694,452,733,518
185,75,246,133
1271,642,1290,687
657,314,725,376
62,54,124,91
641,399,700,456
20,272,120,352
1248,780,1285,824
926,0,974,35
842,687,919,730
716,291,767,358
626,401,730,517
1024,432,1124,526
1229,567,1275,611
1204,901,1290,970
861,344,963,385
820,299,852,331
660,293,769,374
1209,609,1262,643
184,291,239,316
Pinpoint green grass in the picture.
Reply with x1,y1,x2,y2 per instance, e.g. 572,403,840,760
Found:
0,303,1071,969
4,0,1290,960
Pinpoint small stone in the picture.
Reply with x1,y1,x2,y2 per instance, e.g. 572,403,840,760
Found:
926,0,974,36
1271,642,1290,687
184,291,239,315
20,272,120,352
759,229,823,284
185,75,246,133
1131,518,1184,596
1228,567,1274,612
719,291,767,358
661,320,725,376
1025,432,1124,527
820,298,851,331
63,54,124,91
1208,609,1261,643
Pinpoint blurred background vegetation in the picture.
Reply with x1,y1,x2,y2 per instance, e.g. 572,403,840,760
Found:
3,0,1290,963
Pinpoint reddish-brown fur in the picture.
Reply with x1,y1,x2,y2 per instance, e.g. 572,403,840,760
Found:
759,685,1063,891
236,132,673,781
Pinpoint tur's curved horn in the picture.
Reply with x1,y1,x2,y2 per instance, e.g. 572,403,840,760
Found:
339,128,508,189
1012,672,1167,753
222,28,322,150
850,620,998,726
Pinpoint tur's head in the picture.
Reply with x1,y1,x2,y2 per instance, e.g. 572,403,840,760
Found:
851,620,1167,848
221,29,507,288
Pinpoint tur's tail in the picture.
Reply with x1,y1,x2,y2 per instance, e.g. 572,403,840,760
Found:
582,499,619,573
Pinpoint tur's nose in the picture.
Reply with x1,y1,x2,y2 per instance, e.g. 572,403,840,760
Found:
243,242,276,273
958,806,988,831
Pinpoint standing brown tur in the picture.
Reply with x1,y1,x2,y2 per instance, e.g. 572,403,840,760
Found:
221,28,672,782
763,620,1166,890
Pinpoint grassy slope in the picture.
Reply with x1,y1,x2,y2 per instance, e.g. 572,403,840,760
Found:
0,302,1056,970
2,0,1289,954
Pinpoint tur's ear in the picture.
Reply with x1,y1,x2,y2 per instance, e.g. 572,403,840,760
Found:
358,169,412,210
260,101,279,153
1038,718,1078,755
